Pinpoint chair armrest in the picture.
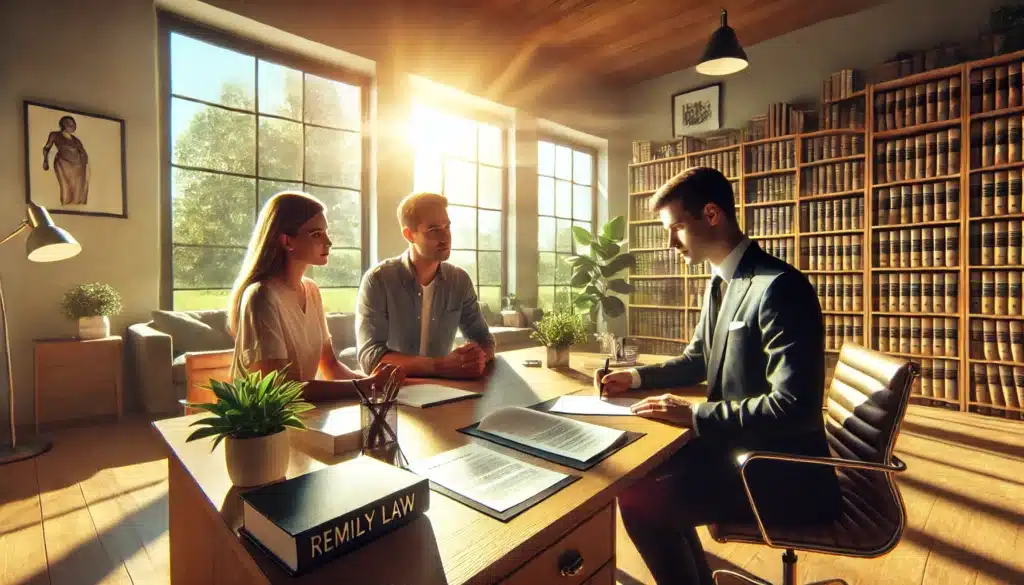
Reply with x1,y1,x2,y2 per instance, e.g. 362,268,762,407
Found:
731,451,907,548
126,323,176,414
184,348,234,370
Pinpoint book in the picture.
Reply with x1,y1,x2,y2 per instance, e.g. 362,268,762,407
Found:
289,405,361,455
395,384,481,408
240,456,430,576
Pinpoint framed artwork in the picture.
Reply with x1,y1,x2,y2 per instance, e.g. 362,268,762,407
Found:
24,100,127,218
671,83,722,137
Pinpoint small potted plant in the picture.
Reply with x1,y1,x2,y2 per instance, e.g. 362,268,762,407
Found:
61,282,123,340
530,309,588,368
501,293,525,328
184,369,314,487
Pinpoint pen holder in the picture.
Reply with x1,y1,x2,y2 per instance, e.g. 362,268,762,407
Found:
360,399,398,452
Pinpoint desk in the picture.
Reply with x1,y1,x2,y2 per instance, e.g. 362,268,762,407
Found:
153,347,693,585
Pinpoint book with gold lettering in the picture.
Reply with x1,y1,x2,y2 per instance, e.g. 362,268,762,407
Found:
239,455,430,576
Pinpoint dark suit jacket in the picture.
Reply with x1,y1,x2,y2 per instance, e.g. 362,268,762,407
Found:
636,241,839,525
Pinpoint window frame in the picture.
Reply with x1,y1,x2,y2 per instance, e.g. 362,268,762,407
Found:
157,12,372,311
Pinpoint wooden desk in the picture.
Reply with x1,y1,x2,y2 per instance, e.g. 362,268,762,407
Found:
153,347,693,585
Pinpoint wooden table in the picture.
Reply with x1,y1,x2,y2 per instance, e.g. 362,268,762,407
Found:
153,347,695,585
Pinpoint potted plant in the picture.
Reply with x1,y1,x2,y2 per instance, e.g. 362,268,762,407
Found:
61,282,123,340
530,309,588,368
566,216,635,325
184,369,314,487
501,293,526,328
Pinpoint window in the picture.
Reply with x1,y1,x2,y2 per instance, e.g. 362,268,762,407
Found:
166,27,366,312
410,102,506,313
537,140,594,312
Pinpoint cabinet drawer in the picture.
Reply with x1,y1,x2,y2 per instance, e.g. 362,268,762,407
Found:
583,560,614,585
501,504,614,585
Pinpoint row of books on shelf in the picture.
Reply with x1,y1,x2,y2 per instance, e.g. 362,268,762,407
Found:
746,206,794,237
631,225,666,249
630,338,686,356
822,68,862,102
629,308,688,340
971,170,1024,216
824,315,864,352
970,270,1024,315
809,274,864,311
804,133,865,163
746,175,796,202
970,319,1024,363
873,130,961,183
872,76,961,131
630,133,743,164
875,272,958,314
970,116,1024,168
745,103,814,140
875,181,960,225
821,101,866,130
761,238,796,265
632,250,681,276
969,63,1024,114
629,280,683,306
874,227,959,268
630,158,685,193
630,193,657,221
747,141,797,173
689,151,740,178
802,161,865,194
803,196,866,232
874,317,959,357
971,364,1024,417
914,357,960,402
804,235,863,271
687,278,709,309
971,221,1024,265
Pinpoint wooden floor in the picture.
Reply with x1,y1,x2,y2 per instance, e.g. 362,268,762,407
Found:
2,406,1023,585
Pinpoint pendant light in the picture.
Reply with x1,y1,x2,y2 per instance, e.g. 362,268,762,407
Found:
696,8,748,76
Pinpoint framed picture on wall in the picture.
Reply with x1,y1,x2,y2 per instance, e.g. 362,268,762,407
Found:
23,100,127,218
671,83,722,137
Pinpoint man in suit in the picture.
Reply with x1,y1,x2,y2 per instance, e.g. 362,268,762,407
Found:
597,167,838,585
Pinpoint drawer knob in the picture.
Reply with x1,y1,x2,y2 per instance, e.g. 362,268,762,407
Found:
558,549,584,577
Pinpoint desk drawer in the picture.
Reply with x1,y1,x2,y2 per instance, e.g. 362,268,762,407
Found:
501,504,614,585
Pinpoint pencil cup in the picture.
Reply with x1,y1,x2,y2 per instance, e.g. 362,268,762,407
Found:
360,399,398,452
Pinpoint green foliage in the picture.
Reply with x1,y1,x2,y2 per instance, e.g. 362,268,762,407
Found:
566,216,635,322
183,369,314,451
530,310,589,349
61,283,123,319
503,293,520,310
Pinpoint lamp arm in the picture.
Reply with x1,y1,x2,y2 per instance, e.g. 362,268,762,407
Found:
0,221,29,247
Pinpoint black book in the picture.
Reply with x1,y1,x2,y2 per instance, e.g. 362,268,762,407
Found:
239,456,430,576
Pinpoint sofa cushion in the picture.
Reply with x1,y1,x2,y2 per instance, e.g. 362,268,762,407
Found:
326,313,356,350
151,309,233,355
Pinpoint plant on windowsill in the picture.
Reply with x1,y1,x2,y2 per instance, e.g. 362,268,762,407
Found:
501,293,526,327
60,282,123,340
566,216,635,324
530,309,589,368
184,368,314,487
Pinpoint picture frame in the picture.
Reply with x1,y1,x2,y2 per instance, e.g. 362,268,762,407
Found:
24,100,127,218
671,83,722,137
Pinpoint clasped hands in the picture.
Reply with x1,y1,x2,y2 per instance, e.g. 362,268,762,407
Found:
595,370,695,427
435,341,489,379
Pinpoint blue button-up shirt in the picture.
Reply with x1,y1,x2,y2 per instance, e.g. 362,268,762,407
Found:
355,251,496,373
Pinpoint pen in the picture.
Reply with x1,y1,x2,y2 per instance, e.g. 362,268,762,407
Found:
600,357,610,400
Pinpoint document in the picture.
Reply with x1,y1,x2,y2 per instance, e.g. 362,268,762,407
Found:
546,395,636,416
396,384,480,408
411,443,568,512
477,406,626,462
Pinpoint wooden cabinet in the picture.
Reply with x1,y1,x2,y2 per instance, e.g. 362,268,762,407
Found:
501,504,614,585
34,336,123,431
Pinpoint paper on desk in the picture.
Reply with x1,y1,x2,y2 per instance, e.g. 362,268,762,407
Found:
396,384,480,408
411,443,568,513
546,395,636,416
478,406,626,462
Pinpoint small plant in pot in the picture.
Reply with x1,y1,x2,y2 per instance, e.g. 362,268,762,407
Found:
530,309,589,368
184,369,314,488
501,293,526,327
61,282,123,340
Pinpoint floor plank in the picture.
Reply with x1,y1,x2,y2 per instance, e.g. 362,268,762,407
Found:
0,459,49,585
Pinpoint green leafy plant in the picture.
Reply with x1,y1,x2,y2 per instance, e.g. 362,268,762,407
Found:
184,369,314,450
530,310,589,349
61,283,123,320
567,216,635,321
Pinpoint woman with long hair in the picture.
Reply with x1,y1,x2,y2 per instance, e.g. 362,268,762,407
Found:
229,191,401,400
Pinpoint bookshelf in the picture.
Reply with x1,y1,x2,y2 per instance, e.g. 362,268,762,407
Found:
627,48,1024,421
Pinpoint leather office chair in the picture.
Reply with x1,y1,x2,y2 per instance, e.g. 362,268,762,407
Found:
709,343,920,585
182,349,234,415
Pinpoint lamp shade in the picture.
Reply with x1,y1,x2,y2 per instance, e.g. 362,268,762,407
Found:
24,203,81,263
696,9,748,76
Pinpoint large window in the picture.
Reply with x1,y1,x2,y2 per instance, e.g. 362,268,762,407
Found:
167,27,366,312
410,102,506,313
537,140,594,312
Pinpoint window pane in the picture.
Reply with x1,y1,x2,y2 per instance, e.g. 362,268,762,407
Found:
309,249,362,287
304,73,361,131
307,185,360,248
170,33,254,110
305,126,360,189
257,60,302,119
572,221,592,254
556,219,573,252
538,141,555,177
478,252,501,285
258,179,302,211
444,159,476,206
538,286,555,312
538,217,556,252
573,184,593,221
479,286,501,315
478,210,502,251
173,245,245,289
173,289,231,311
573,150,593,186
259,117,303,180
414,151,442,194
478,165,503,210
172,168,254,246
538,177,555,216
556,180,572,218
171,98,255,174
321,287,358,313
538,252,556,285
448,205,476,249
555,145,572,180
444,115,477,160
555,253,572,284
448,250,477,281
479,124,503,166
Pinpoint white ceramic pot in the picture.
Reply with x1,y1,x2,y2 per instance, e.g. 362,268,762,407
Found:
78,316,110,340
224,429,290,487
546,346,570,368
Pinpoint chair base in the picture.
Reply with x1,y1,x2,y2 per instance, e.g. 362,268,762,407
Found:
712,549,849,585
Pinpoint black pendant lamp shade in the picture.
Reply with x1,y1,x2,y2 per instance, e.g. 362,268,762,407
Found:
696,9,748,76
